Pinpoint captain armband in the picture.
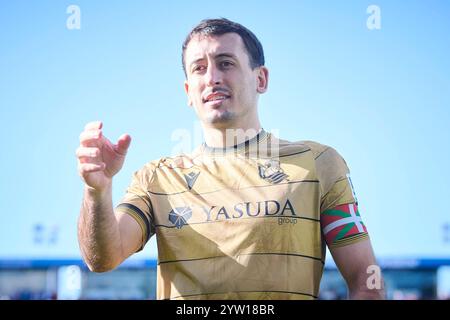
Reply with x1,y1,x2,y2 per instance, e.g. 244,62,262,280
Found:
321,203,369,247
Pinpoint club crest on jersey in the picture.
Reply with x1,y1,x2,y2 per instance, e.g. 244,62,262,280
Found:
258,159,288,184
168,207,192,229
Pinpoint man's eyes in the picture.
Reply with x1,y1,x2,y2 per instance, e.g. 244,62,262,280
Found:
220,60,234,68
191,61,234,74
192,65,206,73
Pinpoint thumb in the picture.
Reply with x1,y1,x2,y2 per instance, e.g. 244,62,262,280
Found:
115,134,132,155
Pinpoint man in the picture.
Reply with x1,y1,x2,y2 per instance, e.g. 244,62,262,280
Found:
76,18,384,300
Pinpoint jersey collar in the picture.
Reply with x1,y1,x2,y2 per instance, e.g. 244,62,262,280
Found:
202,129,269,155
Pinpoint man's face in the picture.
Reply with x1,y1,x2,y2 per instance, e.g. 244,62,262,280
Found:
184,33,268,128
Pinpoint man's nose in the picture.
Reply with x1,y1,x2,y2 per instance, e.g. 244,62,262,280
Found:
205,65,222,86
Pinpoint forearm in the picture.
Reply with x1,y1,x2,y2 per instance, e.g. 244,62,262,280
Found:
348,278,386,300
78,183,123,272
349,287,385,300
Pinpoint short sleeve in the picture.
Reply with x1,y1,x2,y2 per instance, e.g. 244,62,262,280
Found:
312,145,369,248
313,146,357,213
115,164,155,251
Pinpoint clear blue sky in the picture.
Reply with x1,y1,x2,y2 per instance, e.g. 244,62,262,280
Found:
1,1,449,261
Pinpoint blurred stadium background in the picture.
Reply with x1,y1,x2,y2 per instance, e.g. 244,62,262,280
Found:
1,1,449,300
1,257,450,299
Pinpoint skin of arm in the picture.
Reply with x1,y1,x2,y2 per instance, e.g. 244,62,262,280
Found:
78,184,142,272
76,121,142,272
329,239,386,299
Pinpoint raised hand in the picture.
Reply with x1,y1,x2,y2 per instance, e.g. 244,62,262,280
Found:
76,121,131,191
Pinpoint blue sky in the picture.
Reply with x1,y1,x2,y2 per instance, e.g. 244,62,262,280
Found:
0,1,449,261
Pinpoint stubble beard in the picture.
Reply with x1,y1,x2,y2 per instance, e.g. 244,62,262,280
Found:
205,110,236,125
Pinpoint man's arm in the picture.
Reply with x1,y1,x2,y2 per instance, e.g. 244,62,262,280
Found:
78,185,142,272
76,121,142,272
329,239,385,299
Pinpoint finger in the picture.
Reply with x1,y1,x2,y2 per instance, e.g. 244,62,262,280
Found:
79,130,103,146
84,121,103,131
78,162,106,173
76,147,100,160
115,134,131,155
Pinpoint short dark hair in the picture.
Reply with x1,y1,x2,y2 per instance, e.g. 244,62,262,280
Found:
182,18,265,77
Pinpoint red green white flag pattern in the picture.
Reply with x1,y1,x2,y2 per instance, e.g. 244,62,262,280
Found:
321,203,368,247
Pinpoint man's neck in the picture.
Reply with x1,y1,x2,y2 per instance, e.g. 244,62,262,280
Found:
203,123,262,148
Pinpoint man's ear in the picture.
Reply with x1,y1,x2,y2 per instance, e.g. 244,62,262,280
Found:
256,66,269,94
184,80,193,106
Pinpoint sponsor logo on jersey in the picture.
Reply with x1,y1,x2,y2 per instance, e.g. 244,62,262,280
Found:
167,199,297,228
258,159,288,184
168,207,192,229
184,171,200,190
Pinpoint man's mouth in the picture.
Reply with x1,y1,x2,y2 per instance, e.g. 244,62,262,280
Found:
203,92,231,104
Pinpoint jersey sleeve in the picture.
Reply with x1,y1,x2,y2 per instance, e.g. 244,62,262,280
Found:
312,144,369,248
115,163,155,251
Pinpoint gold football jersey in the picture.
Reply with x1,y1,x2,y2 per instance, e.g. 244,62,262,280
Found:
116,130,363,300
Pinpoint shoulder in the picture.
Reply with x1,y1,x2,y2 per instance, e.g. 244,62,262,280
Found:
279,139,350,188
299,140,335,159
131,154,192,188
275,137,344,162
299,140,348,169
269,135,348,170
138,152,199,173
